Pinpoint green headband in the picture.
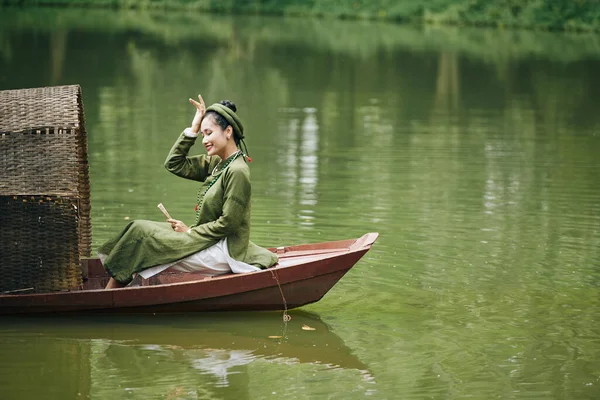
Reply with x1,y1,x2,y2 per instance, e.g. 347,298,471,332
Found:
205,103,245,141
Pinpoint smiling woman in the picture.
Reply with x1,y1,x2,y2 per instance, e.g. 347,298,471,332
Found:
99,96,278,289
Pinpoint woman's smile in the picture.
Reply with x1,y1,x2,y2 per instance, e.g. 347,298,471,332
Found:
200,117,236,160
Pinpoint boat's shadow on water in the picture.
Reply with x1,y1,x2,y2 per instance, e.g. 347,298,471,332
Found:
1,310,371,375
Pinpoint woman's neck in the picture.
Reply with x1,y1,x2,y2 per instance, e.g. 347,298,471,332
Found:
220,146,240,161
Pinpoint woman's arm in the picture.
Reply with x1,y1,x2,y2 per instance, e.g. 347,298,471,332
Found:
164,94,215,181
189,164,250,239
164,132,216,181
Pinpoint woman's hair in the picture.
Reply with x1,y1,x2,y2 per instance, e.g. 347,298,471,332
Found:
205,100,239,144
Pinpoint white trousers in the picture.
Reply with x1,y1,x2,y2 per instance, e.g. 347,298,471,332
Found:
98,238,261,281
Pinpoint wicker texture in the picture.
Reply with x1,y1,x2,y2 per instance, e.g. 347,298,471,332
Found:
0,196,80,293
0,85,92,293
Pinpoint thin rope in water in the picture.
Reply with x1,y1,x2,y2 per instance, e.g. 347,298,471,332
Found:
269,268,291,322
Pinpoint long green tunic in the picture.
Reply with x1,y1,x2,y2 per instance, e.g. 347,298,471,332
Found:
98,132,278,284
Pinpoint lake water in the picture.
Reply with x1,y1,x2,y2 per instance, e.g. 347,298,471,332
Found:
1,7,600,399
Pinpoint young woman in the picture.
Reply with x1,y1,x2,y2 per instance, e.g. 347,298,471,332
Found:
100,95,278,289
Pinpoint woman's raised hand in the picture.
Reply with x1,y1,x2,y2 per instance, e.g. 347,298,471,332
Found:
189,94,206,134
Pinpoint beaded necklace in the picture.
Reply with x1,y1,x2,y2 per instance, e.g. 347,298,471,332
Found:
193,150,242,226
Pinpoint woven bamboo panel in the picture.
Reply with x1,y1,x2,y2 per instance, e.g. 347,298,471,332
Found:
0,128,80,194
0,85,82,133
0,85,92,292
0,196,81,293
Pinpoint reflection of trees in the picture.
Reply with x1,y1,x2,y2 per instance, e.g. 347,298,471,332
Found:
273,108,320,229
0,336,91,399
433,51,460,112
8,6,593,252
50,29,67,85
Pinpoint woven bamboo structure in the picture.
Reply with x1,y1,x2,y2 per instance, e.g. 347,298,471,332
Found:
0,85,91,293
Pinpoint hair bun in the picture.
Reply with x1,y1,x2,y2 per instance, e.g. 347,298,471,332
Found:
219,100,237,113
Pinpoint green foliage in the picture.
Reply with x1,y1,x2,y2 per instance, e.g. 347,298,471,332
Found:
1,0,599,32
424,0,600,31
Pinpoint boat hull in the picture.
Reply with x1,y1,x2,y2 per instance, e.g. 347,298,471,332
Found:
0,233,378,315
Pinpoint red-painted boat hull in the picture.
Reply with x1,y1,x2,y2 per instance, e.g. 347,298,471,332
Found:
0,233,378,315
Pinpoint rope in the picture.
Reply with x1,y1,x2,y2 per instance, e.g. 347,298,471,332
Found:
269,268,291,322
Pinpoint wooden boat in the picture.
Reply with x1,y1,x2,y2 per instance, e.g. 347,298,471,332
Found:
0,233,378,315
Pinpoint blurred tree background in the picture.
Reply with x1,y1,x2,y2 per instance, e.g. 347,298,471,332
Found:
2,0,599,33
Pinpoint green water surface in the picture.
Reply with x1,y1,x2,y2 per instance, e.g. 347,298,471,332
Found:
1,8,599,399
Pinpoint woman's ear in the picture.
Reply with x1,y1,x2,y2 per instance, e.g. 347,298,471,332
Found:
226,125,233,138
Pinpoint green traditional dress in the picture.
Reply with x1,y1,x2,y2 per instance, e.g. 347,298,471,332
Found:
98,131,278,285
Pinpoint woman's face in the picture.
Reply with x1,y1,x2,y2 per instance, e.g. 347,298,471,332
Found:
200,116,232,159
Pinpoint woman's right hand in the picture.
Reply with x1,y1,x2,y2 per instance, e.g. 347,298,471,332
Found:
189,94,206,134
168,218,190,233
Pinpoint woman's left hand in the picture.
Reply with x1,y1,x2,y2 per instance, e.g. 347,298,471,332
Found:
168,218,190,232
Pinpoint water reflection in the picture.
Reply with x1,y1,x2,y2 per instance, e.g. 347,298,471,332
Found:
0,312,372,399
1,6,600,399
276,108,320,228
